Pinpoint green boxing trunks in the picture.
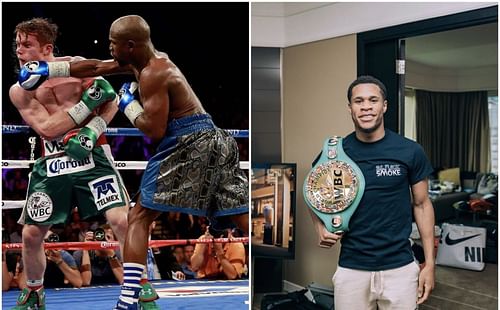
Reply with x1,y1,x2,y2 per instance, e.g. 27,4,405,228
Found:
303,136,365,233
19,138,127,225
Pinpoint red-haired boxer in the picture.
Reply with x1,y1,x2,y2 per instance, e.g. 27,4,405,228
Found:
10,17,130,310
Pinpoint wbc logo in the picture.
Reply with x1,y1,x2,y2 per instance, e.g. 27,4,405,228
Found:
26,192,53,222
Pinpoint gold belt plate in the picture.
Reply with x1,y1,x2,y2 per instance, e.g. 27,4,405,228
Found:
305,160,359,213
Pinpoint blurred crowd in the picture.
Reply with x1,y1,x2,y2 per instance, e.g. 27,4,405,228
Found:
3,208,248,291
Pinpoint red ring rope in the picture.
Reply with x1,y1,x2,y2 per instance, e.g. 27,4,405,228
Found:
2,237,249,251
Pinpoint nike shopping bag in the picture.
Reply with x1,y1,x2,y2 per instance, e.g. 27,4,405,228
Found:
436,223,486,271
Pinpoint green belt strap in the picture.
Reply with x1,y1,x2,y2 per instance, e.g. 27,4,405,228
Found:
303,136,365,233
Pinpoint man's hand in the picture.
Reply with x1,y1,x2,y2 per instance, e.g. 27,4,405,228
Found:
83,231,94,242
172,271,185,280
18,60,70,90
67,78,117,125
317,225,343,248
307,208,343,248
64,116,107,160
46,249,63,265
417,264,435,304
118,82,144,125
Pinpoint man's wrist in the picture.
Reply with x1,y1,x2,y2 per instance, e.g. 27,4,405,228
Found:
80,264,91,272
86,116,107,137
67,101,92,125
48,61,70,77
424,259,435,267
56,259,64,265
108,255,121,268
123,100,143,126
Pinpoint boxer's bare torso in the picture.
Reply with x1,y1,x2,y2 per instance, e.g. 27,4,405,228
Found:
10,57,108,140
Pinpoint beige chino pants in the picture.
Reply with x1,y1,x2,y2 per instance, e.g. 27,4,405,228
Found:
333,261,420,310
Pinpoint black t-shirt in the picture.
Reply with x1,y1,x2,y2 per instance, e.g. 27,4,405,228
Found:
339,130,433,270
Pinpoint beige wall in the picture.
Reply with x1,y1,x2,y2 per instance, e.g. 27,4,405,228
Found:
281,34,357,288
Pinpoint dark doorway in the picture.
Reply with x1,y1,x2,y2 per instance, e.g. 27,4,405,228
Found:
357,5,497,133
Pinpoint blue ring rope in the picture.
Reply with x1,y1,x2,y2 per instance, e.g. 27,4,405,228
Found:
2,125,248,138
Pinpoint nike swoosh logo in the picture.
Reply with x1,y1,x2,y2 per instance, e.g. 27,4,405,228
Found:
445,233,481,245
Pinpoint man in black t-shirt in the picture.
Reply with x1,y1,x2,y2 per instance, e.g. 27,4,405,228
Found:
309,76,435,309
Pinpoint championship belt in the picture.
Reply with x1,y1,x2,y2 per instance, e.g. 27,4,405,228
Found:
303,136,365,233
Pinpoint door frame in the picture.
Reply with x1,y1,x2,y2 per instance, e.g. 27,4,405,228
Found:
357,5,498,133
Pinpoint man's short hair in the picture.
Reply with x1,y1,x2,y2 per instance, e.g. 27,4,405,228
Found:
15,17,58,46
347,75,387,102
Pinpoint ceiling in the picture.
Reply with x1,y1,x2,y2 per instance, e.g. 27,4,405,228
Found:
251,2,333,17
252,3,497,71
406,22,498,69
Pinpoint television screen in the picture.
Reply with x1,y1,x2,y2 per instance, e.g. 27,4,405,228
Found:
251,163,296,259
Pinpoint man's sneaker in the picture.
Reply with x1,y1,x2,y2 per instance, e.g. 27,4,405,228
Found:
12,287,46,310
138,281,159,310
139,281,159,302
138,300,160,310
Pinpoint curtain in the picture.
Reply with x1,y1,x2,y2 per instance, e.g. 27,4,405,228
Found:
416,90,490,173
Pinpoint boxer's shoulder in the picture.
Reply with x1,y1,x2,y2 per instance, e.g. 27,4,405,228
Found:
9,82,34,105
38,76,82,89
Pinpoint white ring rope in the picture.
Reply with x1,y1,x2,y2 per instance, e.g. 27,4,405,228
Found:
2,201,25,210
2,125,249,210
2,160,249,209
2,125,249,138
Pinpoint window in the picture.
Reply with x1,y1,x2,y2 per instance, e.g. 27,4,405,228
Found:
404,88,416,141
488,94,498,173
406,89,497,173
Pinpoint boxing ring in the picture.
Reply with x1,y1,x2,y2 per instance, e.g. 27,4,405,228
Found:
2,279,250,309
1,124,250,309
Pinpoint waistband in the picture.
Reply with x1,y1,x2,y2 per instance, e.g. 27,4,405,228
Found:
166,113,215,137
41,129,108,158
